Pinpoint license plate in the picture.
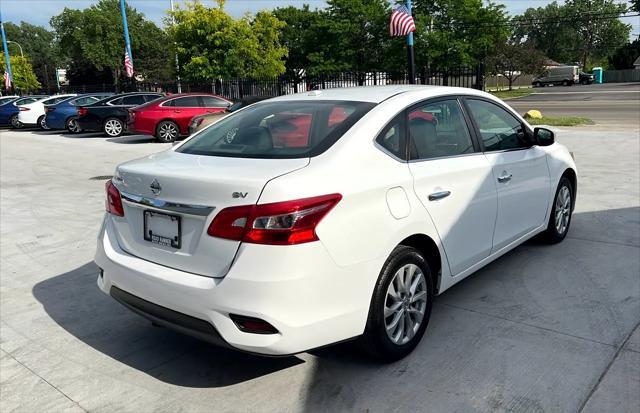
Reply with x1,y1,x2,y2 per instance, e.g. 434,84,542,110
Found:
143,210,181,249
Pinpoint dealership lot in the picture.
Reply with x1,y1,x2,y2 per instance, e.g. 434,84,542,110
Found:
1,123,639,412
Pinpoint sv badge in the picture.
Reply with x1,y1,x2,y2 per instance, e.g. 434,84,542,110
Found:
232,192,248,199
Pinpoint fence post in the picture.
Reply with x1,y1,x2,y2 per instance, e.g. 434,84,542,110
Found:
475,62,485,91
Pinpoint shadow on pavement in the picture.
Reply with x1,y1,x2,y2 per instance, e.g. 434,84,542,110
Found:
32,261,304,388
107,134,157,144
32,207,639,398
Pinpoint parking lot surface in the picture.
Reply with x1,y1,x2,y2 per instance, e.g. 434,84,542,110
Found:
1,125,639,412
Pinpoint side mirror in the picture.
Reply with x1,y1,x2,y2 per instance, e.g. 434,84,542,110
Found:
534,127,555,146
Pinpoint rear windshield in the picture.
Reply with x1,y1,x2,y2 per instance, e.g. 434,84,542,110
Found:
177,100,375,159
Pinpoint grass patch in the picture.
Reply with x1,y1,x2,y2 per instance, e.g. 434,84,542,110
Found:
490,88,535,99
527,116,594,127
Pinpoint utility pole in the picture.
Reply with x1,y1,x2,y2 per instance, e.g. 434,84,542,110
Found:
170,0,182,93
406,0,416,84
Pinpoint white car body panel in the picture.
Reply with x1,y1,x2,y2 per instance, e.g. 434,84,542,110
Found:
17,94,76,125
95,85,577,355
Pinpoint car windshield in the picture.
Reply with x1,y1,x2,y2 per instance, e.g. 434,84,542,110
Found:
177,100,375,159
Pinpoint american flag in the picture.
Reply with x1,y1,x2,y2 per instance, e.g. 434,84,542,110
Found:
390,5,416,36
124,49,134,78
3,71,11,89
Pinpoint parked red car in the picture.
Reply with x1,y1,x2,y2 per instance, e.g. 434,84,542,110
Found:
128,93,232,142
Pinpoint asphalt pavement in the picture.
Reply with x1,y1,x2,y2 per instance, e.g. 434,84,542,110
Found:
507,82,640,126
0,121,638,412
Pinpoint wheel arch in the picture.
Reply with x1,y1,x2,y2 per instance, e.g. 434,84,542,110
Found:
399,233,443,294
156,118,181,135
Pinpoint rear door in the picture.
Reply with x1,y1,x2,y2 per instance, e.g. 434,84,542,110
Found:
463,97,550,252
408,98,498,276
163,96,203,133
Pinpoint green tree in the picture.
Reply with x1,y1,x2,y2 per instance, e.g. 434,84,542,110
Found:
2,22,59,90
608,39,640,69
630,0,640,12
1,53,41,91
413,0,510,70
565,0,631,68
50,0,173,88
272,5,323,77
487,42,546,90
168,0,287,80
513,0,631,68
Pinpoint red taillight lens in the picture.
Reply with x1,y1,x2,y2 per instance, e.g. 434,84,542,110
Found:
105,180,124,217
77,107,88,117
45,107,55,113
207,194,342,245
19,107,30,111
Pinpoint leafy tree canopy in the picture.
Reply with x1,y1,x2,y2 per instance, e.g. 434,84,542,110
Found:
1,53,41,91
608,38,640,69
2,22,59,88
50,0,172,86
513,0,631,68
168,0,287,79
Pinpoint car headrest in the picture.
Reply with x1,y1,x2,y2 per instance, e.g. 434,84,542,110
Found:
233,126,273,151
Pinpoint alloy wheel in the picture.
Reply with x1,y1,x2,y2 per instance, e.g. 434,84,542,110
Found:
384,263,427,345
10,115,21,128
67,118,81,133
104,119,123,137
158,122,179,142
40,116,49,130
555,185,571,235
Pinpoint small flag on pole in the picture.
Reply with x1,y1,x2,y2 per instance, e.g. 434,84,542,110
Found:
124,49,134,78
390,5,416,36
3,71,11,89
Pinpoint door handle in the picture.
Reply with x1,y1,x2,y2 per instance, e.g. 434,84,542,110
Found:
173,110,182,113
497,173,513,183
428,191,451,201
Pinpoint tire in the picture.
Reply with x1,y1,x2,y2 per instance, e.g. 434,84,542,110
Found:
534,82,542,88
9,114,22,129
562,80,570,86
66,117,82,134
360,245,434,361
103,117,124,137
38,115,49,130
540,176,574,244
156,120,180,143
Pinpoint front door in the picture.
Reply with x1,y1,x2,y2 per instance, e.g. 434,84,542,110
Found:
464,98,551,252
407,98,498,276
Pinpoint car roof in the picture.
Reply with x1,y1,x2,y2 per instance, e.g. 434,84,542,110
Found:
268,85,489,103
108,91,164,99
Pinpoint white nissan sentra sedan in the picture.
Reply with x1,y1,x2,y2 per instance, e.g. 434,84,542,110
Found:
96,86,577,360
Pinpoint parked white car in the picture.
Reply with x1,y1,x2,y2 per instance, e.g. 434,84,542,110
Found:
96,86,577,360
17,94,76,129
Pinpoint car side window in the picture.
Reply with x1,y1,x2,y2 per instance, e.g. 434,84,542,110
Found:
408,99,475,160
108,97,123,105
143,94,162,102
375,115,405,160
169,96,200,107
466,99,529,151
200,96,229,108
121,95,146,106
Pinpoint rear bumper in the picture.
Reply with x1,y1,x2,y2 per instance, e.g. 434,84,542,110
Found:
95,215,381,355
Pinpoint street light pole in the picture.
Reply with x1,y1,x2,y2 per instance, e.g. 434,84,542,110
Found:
7,41,23,57
170,0,182,93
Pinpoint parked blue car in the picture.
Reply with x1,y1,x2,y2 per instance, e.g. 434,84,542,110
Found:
0,96,47,127
44,93,113,133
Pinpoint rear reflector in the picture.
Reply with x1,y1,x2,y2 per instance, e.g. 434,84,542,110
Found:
45,107,55,113
229,314,279,334
105,180,124,216
207,194,341,245
77,107,88,117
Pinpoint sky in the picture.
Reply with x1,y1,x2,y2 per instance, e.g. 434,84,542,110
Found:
0,0,637,35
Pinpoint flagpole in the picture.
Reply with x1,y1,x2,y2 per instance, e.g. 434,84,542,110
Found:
406,0,416,84
0,11,13,90
120,0,134,88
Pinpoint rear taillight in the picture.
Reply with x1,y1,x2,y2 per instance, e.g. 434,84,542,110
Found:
19,107,30,111
195,118,204,127
77,107,88,117
45,107,55,113
105,180,124,217
207,194,341,245
128,109,135,121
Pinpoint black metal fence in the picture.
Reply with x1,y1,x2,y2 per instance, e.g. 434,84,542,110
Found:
45,64,485,100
